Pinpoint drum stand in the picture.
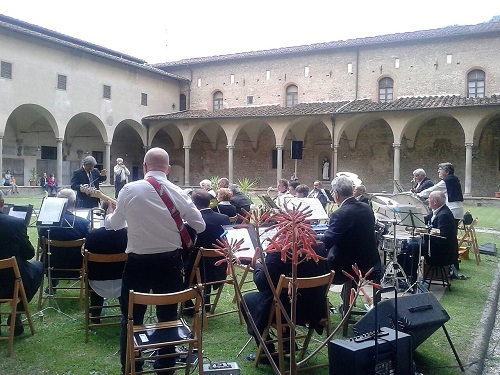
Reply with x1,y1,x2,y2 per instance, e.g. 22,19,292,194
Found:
380,219,409,290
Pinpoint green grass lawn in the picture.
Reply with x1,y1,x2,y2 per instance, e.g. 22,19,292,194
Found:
1,194,499,374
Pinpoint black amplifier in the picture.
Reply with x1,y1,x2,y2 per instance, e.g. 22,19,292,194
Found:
329,327,412,375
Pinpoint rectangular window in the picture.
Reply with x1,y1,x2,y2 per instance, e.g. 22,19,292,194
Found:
103,85,111,99
41,146,57,160
57,74,67,90
447,54,452,64
394,58,400,69
230,74,235,84
347,63,353,74
247,96,253,105
266,70,271,80
197,78,202,87
304,66,309,77
141,93,148,106
1,61,12,79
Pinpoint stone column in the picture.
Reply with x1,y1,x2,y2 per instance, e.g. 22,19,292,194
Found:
392,143,401,194
227,144,234,184
184,145,191,186
333,144,338,179
0,136,3,179
56,138,63,184
104,142,111,184
276,144,283,181
464,142,473,197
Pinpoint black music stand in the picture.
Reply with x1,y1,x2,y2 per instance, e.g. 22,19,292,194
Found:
2,203,33,226
396,207,430,294
32,197,76,321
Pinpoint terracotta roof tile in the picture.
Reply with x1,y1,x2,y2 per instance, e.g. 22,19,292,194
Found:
143,95,500,121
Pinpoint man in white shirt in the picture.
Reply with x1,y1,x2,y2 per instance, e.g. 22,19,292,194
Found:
105,147,205,374
113,157,130,198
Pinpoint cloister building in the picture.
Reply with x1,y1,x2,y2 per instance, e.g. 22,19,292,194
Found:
1,13,500,196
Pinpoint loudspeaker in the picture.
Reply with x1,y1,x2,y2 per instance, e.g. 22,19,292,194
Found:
354,292,450,351
291,140,303,159
329,327,412,374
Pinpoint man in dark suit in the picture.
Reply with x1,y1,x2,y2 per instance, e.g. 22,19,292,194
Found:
185,189,229,288
323,176,381,285
70,155,107,208
229,184,252,223
354,184,372,207
0,191,44,335
38,189,90,288
398,191,458,280
85,223,127,323
411,168,434,194
242,249,328,363
39,172,49,194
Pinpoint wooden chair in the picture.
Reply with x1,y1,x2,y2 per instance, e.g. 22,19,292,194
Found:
184,247,242,329
232,263,257,305
83,250,127,342
0,257,35,356
125,287,204,375
458,217,480,265
254,271,335,373
37,237,86,310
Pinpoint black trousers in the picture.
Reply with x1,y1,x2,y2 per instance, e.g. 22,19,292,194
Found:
119,250,182,370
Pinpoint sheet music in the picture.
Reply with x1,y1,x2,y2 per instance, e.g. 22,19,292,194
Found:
222,225,258,260
37,197,67,225
8,208,28,220
283,197,329,221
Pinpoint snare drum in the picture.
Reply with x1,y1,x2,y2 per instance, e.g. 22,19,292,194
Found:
382,233,420,253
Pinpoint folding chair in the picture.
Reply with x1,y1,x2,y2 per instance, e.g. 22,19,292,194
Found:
458,217,480,265
254,271,335,373
37,237,86,310
83,250,127,342
125,287,204,375
184,247,242,329
0,257,35,356
232,263,257,304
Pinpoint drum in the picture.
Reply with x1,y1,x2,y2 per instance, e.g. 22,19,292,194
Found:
382,233,420,254
389,193,430,215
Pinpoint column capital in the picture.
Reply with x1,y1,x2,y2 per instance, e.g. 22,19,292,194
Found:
465,142,474,148
183,145,191,150
56,137,64,143
392,143,401,148
333,144,339,151
276,144,283,149
104,141,112,146
226,144,235,150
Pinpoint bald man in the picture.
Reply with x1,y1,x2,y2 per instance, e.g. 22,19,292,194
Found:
105,147,205,374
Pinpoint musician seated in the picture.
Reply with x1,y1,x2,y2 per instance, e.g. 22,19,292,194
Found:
397,191,457,281
183,189,229,313
295,184,309,198
85,224,127,323
242,247,328,363
38,189,90,288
